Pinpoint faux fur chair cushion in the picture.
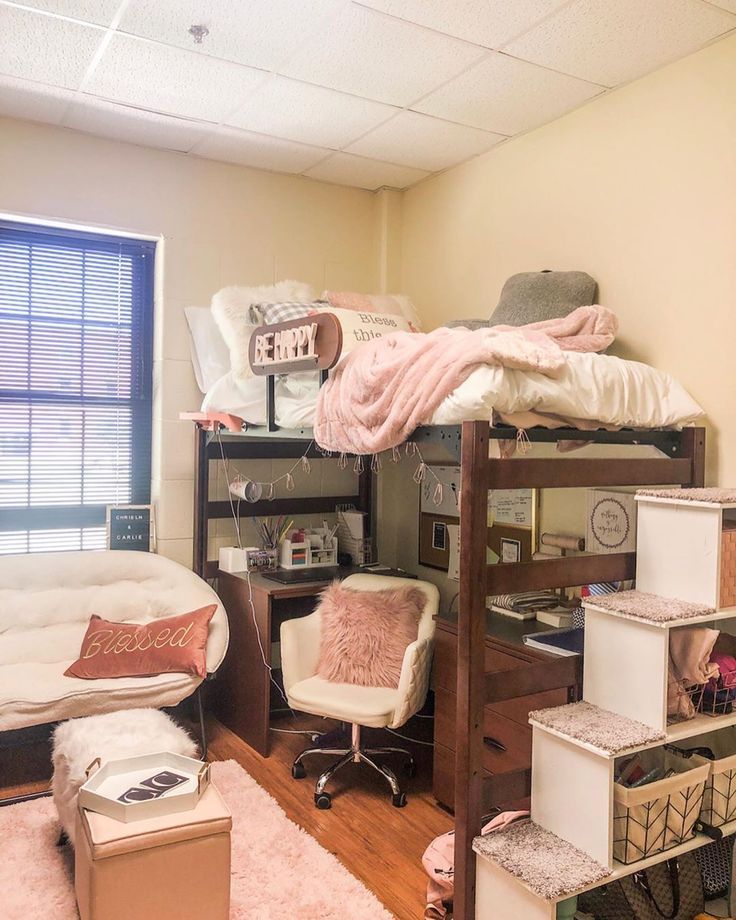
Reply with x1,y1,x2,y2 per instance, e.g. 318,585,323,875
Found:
315,583,425,689
211,280,315,379
52,708,197,844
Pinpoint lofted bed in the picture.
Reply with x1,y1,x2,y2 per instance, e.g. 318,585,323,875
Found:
188,305,708,919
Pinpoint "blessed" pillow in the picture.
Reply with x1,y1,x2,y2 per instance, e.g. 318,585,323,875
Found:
64,605,217,680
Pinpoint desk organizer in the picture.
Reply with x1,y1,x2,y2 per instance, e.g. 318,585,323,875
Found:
475,488,736,919
279,527,338,569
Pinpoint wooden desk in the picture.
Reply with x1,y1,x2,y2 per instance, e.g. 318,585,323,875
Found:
432,612,582,810
213,567,365,757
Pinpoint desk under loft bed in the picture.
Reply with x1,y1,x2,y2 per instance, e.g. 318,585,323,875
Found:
192,425,373,580
190,409,705,920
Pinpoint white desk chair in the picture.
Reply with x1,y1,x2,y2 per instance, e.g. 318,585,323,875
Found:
280,573,439,809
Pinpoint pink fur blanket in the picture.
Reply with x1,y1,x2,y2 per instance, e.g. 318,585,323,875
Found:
314,305,617,454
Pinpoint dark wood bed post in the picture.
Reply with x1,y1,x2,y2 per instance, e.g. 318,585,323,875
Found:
193,425,208,577
454,420,490,920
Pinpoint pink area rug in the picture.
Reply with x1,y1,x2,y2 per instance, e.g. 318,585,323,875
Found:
0,759,393,920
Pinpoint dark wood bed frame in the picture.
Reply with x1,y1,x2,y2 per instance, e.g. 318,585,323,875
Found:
192,418,705,919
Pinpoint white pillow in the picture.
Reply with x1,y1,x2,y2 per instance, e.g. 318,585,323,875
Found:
184,306,231,394
211,281,315,378
314,305,413,360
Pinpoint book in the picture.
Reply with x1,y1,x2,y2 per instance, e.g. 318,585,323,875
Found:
491,604,537,621
535,608,574,629
523,627,584,657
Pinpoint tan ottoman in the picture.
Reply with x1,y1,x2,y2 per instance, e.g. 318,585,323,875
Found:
75,783,231,920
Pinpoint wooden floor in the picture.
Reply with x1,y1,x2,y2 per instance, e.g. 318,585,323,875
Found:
208,712,453,919
1,711,453,920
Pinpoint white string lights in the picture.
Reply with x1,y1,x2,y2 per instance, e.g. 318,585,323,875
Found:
219,428,447,510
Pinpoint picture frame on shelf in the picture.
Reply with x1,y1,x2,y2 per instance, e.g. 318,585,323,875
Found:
106,505,156,553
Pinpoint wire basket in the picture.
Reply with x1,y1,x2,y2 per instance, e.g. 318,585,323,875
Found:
686,680,735,719
613,750,710,864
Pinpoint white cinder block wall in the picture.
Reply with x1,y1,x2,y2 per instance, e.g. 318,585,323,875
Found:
0,118,383,566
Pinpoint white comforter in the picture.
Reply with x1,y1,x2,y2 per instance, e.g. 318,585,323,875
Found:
202,351,703,433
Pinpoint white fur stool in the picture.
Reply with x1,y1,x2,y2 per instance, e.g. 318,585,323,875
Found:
52,708,197,845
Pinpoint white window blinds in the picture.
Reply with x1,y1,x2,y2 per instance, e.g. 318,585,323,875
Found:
0,221,155,554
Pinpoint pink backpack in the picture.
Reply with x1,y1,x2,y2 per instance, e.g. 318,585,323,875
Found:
421,810,530,918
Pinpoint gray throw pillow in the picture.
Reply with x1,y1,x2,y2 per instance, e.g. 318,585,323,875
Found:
488,270,597,327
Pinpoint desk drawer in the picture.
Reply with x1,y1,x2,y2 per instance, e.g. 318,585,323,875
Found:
434,688,532,776
433,629,531,693
488,687,569,725
433,741,492,810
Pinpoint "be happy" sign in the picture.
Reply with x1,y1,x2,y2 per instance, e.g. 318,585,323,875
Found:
248,312,343,376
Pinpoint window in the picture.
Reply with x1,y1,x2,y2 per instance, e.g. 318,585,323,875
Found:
0,220,155,553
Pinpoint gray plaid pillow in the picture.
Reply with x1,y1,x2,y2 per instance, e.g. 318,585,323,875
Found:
249,300,328,325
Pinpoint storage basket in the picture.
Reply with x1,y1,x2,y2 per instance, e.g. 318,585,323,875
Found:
612,749,710,864
680,730,736,829
670,632,736,723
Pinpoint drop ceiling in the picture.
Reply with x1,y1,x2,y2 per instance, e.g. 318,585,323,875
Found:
0,0,734,191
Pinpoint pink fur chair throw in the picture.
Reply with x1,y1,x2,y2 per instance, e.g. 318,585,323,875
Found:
316,583,425,688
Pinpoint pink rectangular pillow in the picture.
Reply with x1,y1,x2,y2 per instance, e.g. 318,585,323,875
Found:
315,583,425,688
64,605,216,680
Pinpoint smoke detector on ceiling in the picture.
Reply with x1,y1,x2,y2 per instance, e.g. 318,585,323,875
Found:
188,24,210,44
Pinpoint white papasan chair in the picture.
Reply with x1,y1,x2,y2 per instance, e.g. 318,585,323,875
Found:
0,551,228,741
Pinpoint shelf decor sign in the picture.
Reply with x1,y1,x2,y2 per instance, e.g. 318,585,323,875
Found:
106,505,156,552
586,489,637,554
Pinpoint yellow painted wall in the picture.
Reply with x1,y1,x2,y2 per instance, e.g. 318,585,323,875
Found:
0,117,379,565
400,33,736,486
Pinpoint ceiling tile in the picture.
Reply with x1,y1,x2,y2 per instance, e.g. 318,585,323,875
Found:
85,33,266,122
359,0,571,48
705,0,736,12
193,127,329,174
304,152,428,190
279,4,485,106
0,74,74,125
65,96,209,152
120,0,342,71
1,0,122,26
415,52,601,135
0,4,104,89
505,0,736,87
346,111,505,172
226,75,396,149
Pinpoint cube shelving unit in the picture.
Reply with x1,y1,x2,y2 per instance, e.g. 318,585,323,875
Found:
473,488,736,920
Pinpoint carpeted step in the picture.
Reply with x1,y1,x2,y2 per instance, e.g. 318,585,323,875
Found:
473,819,611,901
529,701,666,756
586,589,715,625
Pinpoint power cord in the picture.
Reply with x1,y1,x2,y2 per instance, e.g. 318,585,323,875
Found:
387,727,434,747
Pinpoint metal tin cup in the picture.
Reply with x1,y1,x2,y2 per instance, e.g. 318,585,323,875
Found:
229,478,263,502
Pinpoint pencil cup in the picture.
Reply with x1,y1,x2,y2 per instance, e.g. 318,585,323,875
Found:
229,479,262,502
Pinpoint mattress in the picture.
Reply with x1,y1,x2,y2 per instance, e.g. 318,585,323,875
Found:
201,351,704,433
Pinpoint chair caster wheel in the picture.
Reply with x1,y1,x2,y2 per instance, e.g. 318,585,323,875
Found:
403,760,417,778
292,762,306,779
392,792,407,808
315,792,332,810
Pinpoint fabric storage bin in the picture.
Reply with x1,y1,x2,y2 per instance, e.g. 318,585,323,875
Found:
613,749,710,864
680,729,736,829
75,782,231,920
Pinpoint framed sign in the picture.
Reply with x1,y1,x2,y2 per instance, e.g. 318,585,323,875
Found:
586,489,636,554
107,505,156,552
419,466,538,572
248,313,342,376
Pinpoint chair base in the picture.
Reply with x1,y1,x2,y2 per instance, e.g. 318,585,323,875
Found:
292,724,414,809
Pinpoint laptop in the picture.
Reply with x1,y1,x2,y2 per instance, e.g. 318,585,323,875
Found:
261,567,343,585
